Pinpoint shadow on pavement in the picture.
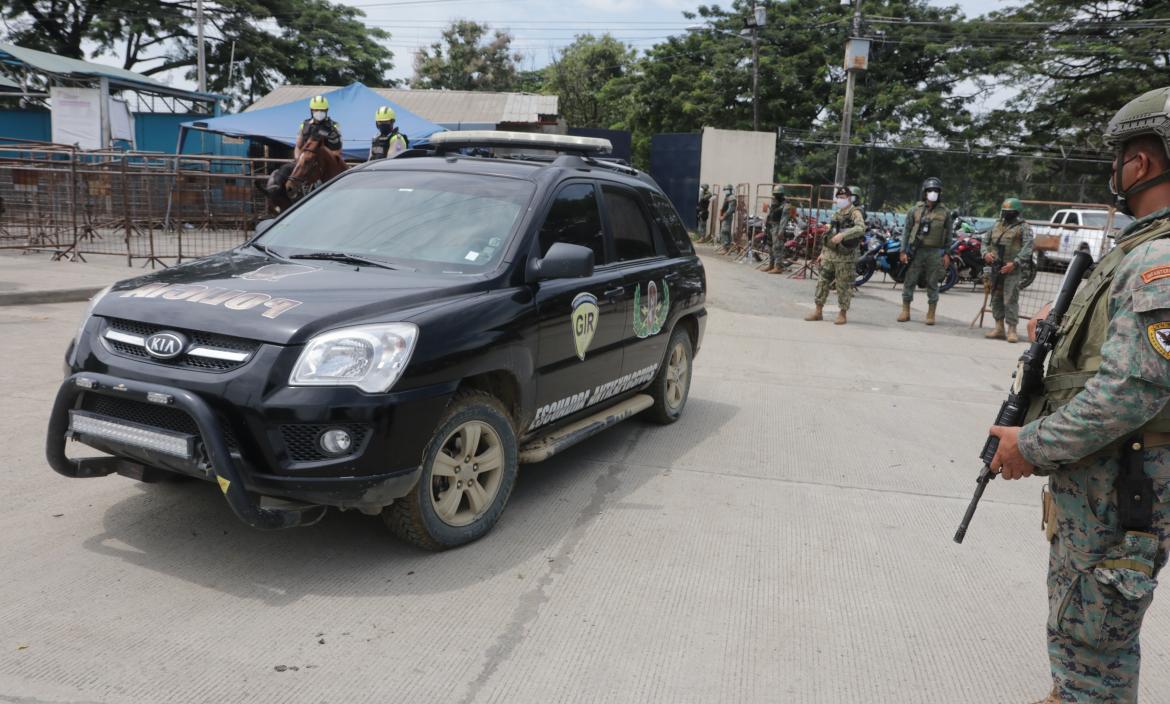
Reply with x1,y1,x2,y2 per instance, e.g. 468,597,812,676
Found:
80,397,738,606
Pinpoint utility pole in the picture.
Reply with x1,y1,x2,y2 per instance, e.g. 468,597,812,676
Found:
196,0,206,93
748,3,767,132
834,0,867,187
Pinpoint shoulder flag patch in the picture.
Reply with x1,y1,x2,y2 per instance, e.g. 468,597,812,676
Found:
1147,322,1170,360
1141,265,1170,284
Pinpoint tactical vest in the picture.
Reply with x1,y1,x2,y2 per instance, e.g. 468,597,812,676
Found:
370,131,408,160
1025,216,1170,435
823,206,863,259
988,220,1026,262
910,203,950,249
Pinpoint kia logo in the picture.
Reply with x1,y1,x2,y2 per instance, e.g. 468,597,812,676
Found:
144,331,187,360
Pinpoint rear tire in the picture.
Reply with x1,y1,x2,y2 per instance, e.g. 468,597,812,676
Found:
647,327,693,425
938,262,958,293
382,391,518,550
853,258,875,287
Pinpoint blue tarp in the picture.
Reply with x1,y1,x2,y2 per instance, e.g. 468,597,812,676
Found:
179,83,444,160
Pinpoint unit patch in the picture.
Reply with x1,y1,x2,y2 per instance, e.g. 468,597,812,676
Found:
528,363,660,430
1148,322,1170,360
632,280,670,339
571,292,600,360
1142,266,1170,285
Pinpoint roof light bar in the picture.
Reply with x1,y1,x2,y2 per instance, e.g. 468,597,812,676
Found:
429,130,612,155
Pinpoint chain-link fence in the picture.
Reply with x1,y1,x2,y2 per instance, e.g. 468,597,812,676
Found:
0,144,287,266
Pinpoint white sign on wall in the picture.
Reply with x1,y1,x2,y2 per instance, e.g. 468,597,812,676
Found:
50,86,103,149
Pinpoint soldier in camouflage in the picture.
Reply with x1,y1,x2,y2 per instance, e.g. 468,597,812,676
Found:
718,186,736,254
988,86,1170,704
765,185,793,274
697,184,713,240
898,177,955,325
805,186,864,325
983,197,1035,343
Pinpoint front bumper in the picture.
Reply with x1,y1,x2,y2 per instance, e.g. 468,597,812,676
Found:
46,372,443,529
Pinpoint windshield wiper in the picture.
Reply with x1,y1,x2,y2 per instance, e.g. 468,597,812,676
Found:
249,241,286,259
288,251,398,270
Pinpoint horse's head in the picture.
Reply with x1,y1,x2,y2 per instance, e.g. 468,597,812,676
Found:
286,138,323,199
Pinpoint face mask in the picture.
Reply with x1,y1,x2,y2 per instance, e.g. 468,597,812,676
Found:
378,123,394,135
1002,211,1018,223
925,190,940,203
312,110,327,122
836,197,851,210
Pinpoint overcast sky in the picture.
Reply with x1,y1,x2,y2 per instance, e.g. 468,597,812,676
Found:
354,0,1015,83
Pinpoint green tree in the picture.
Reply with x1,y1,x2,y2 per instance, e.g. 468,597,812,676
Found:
544,34,636,129
0,0,395,108
412,20,522,91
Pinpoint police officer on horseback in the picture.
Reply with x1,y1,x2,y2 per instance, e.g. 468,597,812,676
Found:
296,95,343,160
369,106,409,161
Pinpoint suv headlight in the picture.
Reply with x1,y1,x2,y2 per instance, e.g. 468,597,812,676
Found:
290,323,418,393
68,285,113,367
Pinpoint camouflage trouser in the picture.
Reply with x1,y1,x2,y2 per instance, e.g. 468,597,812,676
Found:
814,257,855,311
990,270,1022,328
770,225,786,265
697,214,709,238
901,246,945,305
1045,447,1170,702
720,220,733,247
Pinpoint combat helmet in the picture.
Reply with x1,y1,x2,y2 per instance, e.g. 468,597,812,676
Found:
1104,87,1170,209
1001,196,1023,213
921,177,942,193
772,184,785,198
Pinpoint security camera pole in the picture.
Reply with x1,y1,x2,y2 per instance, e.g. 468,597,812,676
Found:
833,0,869,186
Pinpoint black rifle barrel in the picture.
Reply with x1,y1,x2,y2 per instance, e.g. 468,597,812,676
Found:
953,249,1094,544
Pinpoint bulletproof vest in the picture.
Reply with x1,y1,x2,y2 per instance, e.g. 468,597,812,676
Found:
911,203,950,248
370,131,407,159
1025,216,1170,434
768,199,787,224
824,206,862,257
301,117,336,138
989,220,1026,261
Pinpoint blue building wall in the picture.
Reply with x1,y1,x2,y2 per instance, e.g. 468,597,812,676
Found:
650,133,702,230
0,110,241,155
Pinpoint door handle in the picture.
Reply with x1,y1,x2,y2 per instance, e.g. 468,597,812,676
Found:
603,286,625,300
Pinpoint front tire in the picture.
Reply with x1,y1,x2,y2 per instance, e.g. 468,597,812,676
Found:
382,391,518,550
938,262,958,293
647,327,693,424
853,258,875,287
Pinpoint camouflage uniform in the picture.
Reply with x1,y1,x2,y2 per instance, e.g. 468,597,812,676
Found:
983,217,1035,328
719,192,736,248
901,201,955,306
697,188,713,238
1018,205,1170,702
814,204,865,311
768,197,793,267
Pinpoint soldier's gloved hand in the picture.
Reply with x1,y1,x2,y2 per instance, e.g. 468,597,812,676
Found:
987,426,1035,480
830,233,844,245
899,252,909,264
1000,261,1016,274
1028,302,1053,341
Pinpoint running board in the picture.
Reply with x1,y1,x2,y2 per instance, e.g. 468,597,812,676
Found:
518,394,653,463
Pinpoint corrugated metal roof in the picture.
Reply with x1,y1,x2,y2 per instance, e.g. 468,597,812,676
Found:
0,42,217,101
246,85,558,125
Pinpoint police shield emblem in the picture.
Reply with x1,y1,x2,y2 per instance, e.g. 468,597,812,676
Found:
1148,322,1170,360
571,292,599,361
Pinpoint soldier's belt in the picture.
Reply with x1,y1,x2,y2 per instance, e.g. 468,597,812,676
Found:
1143,431,1170,449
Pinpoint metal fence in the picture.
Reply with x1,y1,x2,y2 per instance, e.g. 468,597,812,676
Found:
0,145,286,267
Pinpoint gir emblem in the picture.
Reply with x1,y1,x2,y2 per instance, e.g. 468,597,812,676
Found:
1148,322,1170,361
571,292,599,361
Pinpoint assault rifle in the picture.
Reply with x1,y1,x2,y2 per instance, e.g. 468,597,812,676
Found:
953,249,1094,544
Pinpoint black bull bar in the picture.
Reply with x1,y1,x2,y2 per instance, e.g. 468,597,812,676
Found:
46,372,327,530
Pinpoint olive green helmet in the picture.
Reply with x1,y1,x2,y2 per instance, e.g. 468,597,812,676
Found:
772,185,785,197
1001,196,1023,212
1104,86,1170,156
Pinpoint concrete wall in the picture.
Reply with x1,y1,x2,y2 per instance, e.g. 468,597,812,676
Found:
697,127,775,192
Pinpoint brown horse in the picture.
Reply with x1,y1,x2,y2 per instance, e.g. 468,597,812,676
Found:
265,137,348,211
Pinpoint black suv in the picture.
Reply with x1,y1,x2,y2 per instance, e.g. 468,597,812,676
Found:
47,132,707,549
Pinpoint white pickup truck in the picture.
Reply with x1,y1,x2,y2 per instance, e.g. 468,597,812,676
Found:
1033,208,1134,268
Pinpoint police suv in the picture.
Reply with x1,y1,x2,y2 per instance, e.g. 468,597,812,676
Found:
47,132,707,549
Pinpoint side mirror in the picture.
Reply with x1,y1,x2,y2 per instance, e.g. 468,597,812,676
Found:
254,219,275,236
527,242,594,283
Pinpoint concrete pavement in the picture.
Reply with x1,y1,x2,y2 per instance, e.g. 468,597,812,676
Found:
0,251,145,306
1,249,1166,703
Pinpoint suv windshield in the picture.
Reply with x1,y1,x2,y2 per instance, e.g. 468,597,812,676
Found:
258,170,535,273
1082,211,1133,228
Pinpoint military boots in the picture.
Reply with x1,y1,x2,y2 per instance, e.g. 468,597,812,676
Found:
804,305,823,321
985,320,1006,339
897,303,911,322
926,304,937,326
834,310,847,325
1006,326,1019,343
1029,688,1060,704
